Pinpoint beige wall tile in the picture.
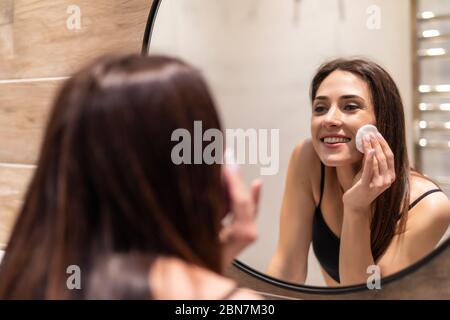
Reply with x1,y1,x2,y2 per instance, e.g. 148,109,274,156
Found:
0,0,14,26
0,1,153,247
0,80,60,164
0,164,34,248
0,0,151,79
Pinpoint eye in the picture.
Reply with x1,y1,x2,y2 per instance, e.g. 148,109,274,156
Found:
343,104,359,111
313,105,327,113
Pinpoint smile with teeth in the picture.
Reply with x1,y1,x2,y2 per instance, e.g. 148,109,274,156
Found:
322,137,351,144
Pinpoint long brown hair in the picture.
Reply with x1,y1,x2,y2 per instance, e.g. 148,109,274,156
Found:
0,54,226,299
310,58,411,262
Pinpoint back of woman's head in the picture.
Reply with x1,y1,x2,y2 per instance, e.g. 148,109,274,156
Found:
0,54,226,299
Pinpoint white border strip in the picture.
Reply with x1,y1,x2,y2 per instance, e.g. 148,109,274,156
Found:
0,76,70,85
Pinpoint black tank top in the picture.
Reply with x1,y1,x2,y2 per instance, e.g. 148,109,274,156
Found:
311,162,443,283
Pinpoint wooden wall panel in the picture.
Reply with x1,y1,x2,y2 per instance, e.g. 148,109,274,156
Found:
0,165,34,248
0,81,60,164
0,0,150,79
0,1,152,248
0,1,14,25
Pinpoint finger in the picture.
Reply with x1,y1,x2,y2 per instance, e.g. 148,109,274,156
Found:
223,164,249,201
371,133,388,175
362,132,372,154
223,165,253,221
376,132,395,173
219,226,232,243
251,179,262,216
361,149,375,185
369,135,380,177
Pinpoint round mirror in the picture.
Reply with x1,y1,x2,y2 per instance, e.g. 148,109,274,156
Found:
144,0,450,292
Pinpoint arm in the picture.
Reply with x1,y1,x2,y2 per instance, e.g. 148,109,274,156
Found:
339,208,375,285
338,133,450,284
339,133,390,285
267,140,317,284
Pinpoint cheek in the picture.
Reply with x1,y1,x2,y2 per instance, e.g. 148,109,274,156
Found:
360,111,377,125
348,116,376,135
310,119,320,134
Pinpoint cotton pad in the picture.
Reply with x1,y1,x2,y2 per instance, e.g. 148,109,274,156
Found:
355,124,379,153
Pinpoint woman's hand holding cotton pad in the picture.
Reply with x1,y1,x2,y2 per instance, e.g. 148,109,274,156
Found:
355,124,379,153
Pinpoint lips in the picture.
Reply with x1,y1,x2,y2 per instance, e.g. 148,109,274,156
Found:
320,135,352,144
323,137,351,143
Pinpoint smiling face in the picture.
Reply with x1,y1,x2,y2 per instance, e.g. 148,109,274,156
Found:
311,70,377,167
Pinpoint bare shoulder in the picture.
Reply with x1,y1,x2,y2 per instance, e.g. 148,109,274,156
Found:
289,139,320,183
226,288,264,300
149,256,262,300
409,173,450,216
406,173,450,238
290,138,319,170
380,174,450,271
289,138,321,202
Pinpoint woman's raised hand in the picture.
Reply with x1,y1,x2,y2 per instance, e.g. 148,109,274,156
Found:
219,163,262,268
343,132,396,214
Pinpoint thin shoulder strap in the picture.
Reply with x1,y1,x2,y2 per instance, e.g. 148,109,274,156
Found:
318,161,325,207
408,189,443,210
221,285,240,300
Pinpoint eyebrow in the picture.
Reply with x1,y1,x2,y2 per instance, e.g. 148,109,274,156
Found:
341,95,365,101
313,95,365,101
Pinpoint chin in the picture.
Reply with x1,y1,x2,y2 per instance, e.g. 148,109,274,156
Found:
311,140,362,167
319,153,362,167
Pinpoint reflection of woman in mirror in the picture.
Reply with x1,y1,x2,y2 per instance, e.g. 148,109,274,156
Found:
268,58,450,287
0,54,262,299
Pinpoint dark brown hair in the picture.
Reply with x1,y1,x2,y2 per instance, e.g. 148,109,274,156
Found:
0,54,226,299
85,253,155,300
310,58,411,262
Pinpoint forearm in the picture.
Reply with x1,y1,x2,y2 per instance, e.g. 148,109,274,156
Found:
267,252,307,284
339,208,375,285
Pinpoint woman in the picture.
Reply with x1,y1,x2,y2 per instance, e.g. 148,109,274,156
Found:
0,54,262,299
267,58,450,287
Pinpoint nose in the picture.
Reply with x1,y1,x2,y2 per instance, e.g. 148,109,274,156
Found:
322,105,343,128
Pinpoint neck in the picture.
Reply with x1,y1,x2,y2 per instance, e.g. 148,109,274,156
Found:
335,161,362,193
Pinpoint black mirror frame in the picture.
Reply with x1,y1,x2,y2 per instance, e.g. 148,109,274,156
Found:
141,0,450,295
